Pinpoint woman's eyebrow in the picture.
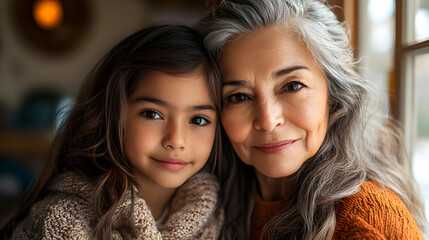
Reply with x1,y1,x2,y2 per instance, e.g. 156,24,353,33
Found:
222,65,308,87
273,65,308,79
222,80,247,87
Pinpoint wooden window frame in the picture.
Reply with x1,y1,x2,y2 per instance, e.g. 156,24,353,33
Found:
393,0,429,120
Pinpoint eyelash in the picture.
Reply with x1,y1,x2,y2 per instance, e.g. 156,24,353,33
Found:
224,81,305,104
190,116,211,126
224,93,251,104
139,110,211,126
140,109,162,119
281,81,305,92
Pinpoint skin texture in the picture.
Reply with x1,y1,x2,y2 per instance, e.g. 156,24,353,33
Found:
124,66,217,218
219,26,330,201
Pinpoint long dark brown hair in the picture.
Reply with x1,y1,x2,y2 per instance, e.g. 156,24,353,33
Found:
1,25,222,239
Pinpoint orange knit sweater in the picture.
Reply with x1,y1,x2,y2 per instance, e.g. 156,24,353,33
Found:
250,181,424,240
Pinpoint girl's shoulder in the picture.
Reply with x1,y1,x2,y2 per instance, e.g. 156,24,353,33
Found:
169,171,220,212
159,171,224,239
180,171,220,194
12,171,94,239
333,180,424,240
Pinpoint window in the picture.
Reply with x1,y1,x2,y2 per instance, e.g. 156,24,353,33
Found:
394,0,429,220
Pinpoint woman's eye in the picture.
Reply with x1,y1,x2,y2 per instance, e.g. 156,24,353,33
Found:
282,81,304,92
140,110,162,119
225,93,250,104
190,116,211,126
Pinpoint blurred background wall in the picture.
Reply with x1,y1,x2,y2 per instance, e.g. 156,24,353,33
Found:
0,0,205,114
0,0,207,222
0,0,429,226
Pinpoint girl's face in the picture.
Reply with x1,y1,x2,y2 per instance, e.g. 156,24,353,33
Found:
124,66,217,190
219,26,329,179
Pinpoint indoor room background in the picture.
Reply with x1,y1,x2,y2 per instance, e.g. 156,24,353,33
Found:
0,0,428,225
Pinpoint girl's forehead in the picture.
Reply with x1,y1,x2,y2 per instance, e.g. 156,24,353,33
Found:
130,68,215,107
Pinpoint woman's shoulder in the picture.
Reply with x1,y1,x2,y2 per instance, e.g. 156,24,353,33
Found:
12,171,94,239
333,180,423,240
338,180,402,206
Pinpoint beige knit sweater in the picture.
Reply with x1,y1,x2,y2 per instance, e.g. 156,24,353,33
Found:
12,171,224,239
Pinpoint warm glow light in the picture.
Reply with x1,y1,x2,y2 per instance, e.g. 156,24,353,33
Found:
33,0,63,31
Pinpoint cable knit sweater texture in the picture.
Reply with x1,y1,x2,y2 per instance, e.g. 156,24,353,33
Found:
332,180,424,239
250,180,424,240
11,171,224,239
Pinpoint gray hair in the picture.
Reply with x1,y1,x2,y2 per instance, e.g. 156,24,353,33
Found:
198,0,427,239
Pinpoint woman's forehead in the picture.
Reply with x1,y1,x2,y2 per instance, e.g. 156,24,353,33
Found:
219,26,318,80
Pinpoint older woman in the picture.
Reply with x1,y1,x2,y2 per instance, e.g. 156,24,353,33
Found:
198,0,427,239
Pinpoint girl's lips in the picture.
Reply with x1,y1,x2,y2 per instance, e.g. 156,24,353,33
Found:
153,157,189,171
255,140,296,154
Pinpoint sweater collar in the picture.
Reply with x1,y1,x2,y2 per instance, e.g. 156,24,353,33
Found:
49,171,222,239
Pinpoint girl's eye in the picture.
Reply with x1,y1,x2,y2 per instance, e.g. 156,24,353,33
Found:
225,93,250,104
282,81,304,92
190,116,211,126
140,110,162,119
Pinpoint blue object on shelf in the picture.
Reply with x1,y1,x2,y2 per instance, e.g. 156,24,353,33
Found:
11,89,63,130
0,158,35,197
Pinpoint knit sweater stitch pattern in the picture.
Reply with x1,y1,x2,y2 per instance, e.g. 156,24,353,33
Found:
333,180,423,240
250,180,423,240
11,171,224,239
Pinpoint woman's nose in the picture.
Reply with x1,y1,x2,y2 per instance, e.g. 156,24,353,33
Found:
162,121,186,150
253,99,285,132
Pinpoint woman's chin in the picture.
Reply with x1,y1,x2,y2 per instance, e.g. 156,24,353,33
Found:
253,164,300,179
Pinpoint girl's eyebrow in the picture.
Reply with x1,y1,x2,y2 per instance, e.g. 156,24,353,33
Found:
133,96,166,106
193,105,216,111
132,96,216,111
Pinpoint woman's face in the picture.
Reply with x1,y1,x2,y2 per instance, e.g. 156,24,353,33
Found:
219,26,329,179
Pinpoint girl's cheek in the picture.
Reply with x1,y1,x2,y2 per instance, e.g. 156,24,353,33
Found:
191,127,216,161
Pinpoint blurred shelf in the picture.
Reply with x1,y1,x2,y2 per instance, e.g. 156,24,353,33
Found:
0,130,51,161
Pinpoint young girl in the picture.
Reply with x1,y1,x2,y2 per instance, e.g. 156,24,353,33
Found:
1,25,223,239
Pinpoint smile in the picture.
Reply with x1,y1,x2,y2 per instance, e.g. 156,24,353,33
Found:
254,140,296,154
153,157,189,171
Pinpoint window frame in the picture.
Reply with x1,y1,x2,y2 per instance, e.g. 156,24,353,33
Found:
393,0,429,154
393,0,429,120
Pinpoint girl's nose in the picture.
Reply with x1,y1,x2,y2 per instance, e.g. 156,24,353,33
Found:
162,120,186,151
253,99,285,132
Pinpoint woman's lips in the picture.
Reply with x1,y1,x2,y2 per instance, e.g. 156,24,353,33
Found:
255,140,296,154
153,157,189,171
